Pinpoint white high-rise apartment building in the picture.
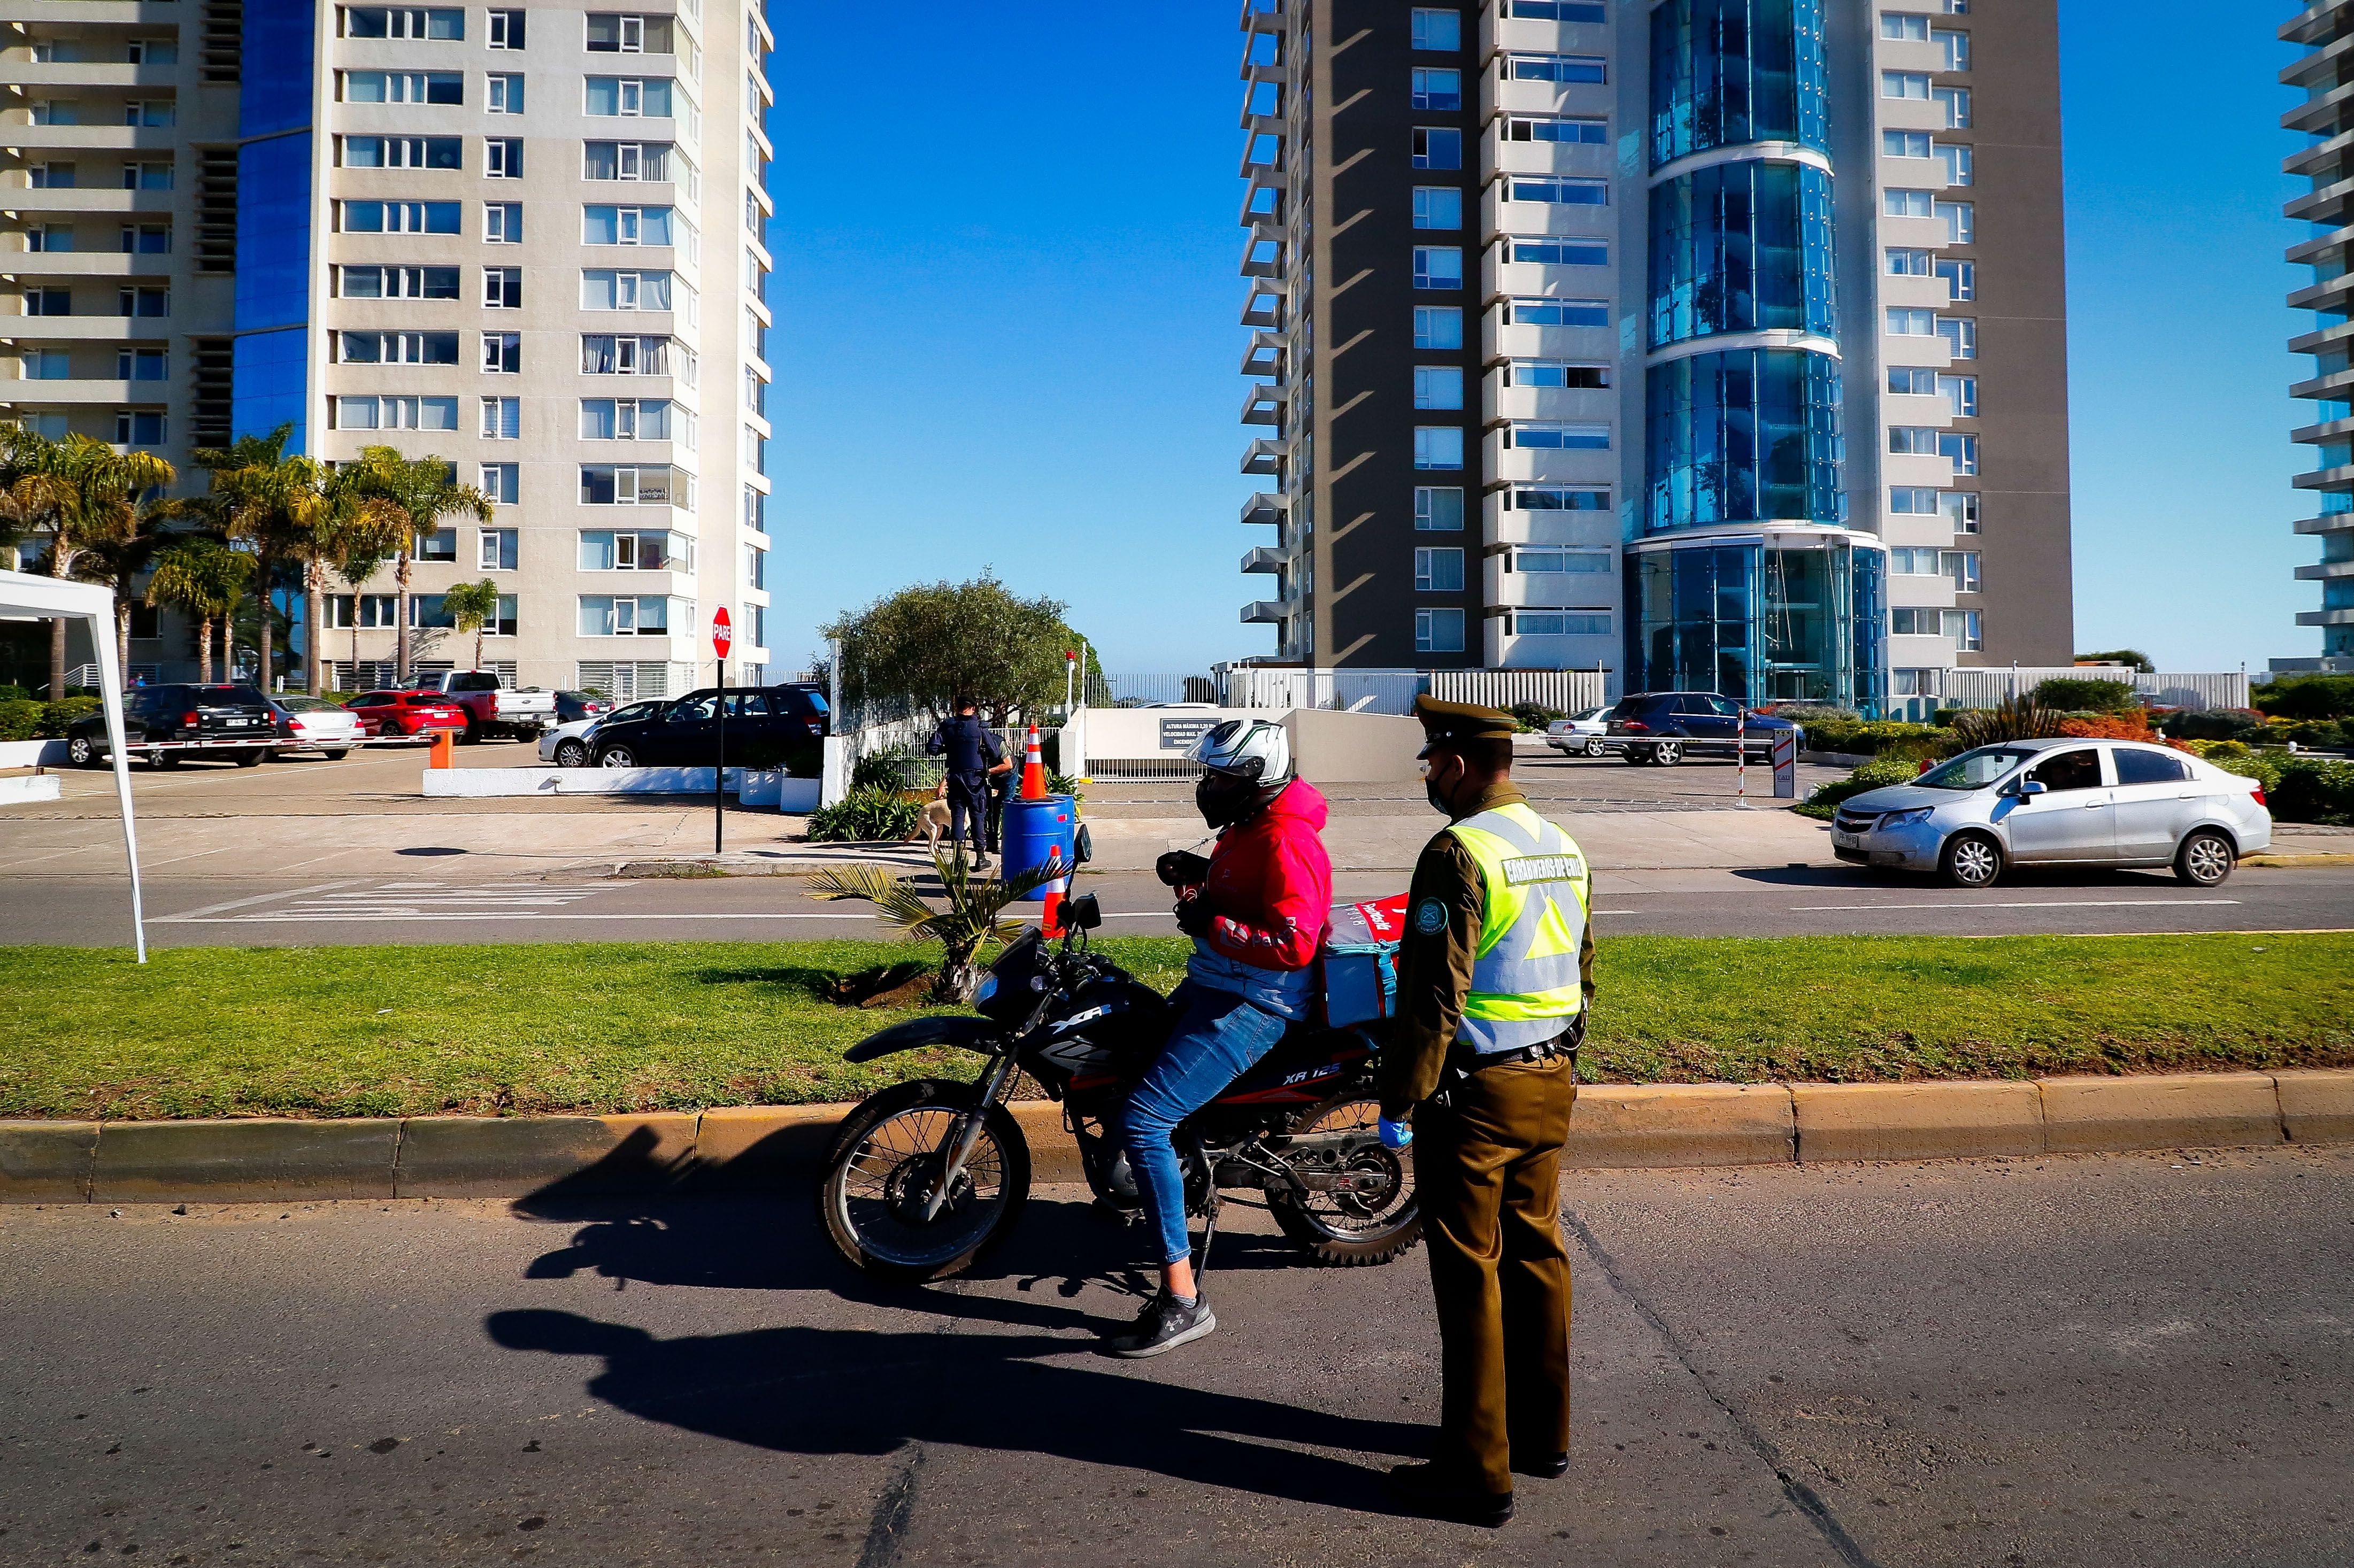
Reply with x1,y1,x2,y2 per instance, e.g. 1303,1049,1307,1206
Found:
4,0,776,696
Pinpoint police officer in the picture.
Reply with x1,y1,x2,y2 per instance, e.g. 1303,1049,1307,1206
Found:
1380,695,1594,1528
924,698,1004,868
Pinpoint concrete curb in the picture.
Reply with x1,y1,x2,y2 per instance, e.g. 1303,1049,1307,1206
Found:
4,1071,2347,1203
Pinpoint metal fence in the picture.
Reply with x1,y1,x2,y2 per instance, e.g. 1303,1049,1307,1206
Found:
1941,667,2250,713
1428,668,1610,713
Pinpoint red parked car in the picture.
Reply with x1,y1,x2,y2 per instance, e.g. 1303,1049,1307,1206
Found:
347,690,469,740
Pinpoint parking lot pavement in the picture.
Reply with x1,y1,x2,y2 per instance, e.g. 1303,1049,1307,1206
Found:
3,1148,2344,1566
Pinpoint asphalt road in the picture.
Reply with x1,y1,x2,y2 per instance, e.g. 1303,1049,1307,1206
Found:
5,862,2351,948
4,1147,2347,1566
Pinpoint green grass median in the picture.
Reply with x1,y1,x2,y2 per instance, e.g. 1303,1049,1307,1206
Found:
4,933,2349,1121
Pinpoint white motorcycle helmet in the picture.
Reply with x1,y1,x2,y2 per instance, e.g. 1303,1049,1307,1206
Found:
1186,719,1292,828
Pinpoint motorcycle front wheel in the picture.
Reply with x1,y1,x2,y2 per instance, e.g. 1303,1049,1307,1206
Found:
1267,1094,1421,1266
818,1078,1031,1284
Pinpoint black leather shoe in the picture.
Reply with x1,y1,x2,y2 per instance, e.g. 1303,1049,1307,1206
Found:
1513,1450,1570,1480
1386,1462,1514,1527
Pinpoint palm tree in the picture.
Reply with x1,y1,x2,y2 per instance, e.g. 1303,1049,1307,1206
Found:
67,501,172,672
3,430,174,694
441,578,504,671
145,539,254,684
803,850,1064,1003
343,447,493,682
193,426,303,691
317,463,409,688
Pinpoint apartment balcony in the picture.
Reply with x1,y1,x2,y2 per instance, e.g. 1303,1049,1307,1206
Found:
1240,436,1285,476
1482,310,1614,363
1239,279,1283,328
1888,631,1960,667
2283,78,2354,136
1238,223,1283,279
2290,366,2354,401
1481,429,1614,486
1489,72,1611,120
1480,9,1609,58
3,123,195,152
2294,559,2354,579
0,251,166,279
2295,608,2354,625
0,376,162,402
1874,96,1949,136
1482,553,1617,608
1880,329,1953,370
2286,127,2354,179
1238,109,1287,141
1874,36,1944,73
1240,599,1287,625
0,62,181,89
1883,390,1956,430
1881,272,1952,312
1237,132,1284,182
2282,29,2354,87
1239,382,1283,425
1483,249,1603,301
0,316,166,342
2287,220,2354,265
2288,174,2354,226
1483,615,1617,671
2292,512,2354,534
0,186,177,215
1481,490,1616,548
1886,574,1959,611
1481,123,1613,180
1875,155,1953,198
1482,377,1614,427
2294,462,2354,491
2288,270,2354,311
2283,2,2354,48
1878,213,1950,253
1238,491,1283,527
1240,168,1283,227
1480,182,1611,243
5,1,182,20
1882,451,1955,490
2288,317,2354,355
1240,329,1284,378
1240,545,1284,574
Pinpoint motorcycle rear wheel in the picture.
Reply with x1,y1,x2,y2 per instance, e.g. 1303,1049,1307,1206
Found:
1267,1094,1421,1266
818,1078,1031,1284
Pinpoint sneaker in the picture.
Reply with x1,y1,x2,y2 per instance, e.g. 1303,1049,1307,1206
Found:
1105,1291,1217,1358
1386,1462,1515,1527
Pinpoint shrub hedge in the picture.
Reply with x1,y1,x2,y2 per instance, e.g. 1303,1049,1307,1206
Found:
2030,676,2141,713
0,696,99,741
1795,753,1924,819
2210,752,2354,825
806,785,924,843
2255,674,2354,721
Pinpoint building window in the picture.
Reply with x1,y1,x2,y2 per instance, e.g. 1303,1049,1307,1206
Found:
1510,549,1611,575
1881,12,1930,40
1410,9,1461,51
581,269,674,310
339,135,461,169
480,462,519,504
484,138,524,178
1507,53,1605,83
341,6,464,38
1891,668,1940,697
480,396,520,438
1888,427,1941,456
337,330,459,365
578,594,673,637
1886,307,1937,336
1941,550,1981,592
1412,187,1463,230
1937,432,1979,475
1937,258,1975,300
1883,189,1933,219
1504,361,1609,389
1502,297,1609,327
1505,236,1608,266
24,350,71,380
486,73,524,113
1504,115,1606,144
1411,67,1461,110
1937,374,1977,417
1505,0,1605,17
1888,366,1938,397
1505,175,1607,206
579,529,689,570
478,528,519,571
1881,70,1930,99
1414,547,1465,593
1882,129,1930,158
114,411,167,446
1935,200,1973,244
331,396,457,431
1949,609,1982,651
584,141,671,181
117,349,168,381
484,268,524,308
579,465,680,506
1504,423,1610,449
1411,128,1463,171
481,331,521,373
1935,143,1973,187
1941,490,1980,532
1506,486,1610,510
484,203,524,243
339,200,461,234
339,70,464,104
1886,247,1933,276
1889,486,1941,515
1413,305,1464,349
586,13,676,51
580,397,674,439
1934,86,1971,128
1511,611,1611,636
583,205,675,244
1413,366,1464,410
1415,608,1466,653
487,9,525,47
1934,27,1971,69
122,163,174,191
1937,316,1977,359
1887,547,1942,575
580,334,670,374
419,529,458,562
1413,426,1465,469
584,76,674,117
1414,486,1466,531
1412,246,1464,290
338,265,460,299
118,287,169,317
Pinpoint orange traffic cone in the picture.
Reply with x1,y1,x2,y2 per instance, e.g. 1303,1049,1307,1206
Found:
1020,723,1047,799
1040,846,1066,937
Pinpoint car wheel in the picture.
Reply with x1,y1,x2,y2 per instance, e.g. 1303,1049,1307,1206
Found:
66,735,101,768
1940,831,2004,890
322,749,349,761
459,721,482,745
1583,738,1607,758
553,739,589,768
595,744,637,768
1652,739,1686,767
151,751,179,769
2174,829,2236,888
234,748,264,768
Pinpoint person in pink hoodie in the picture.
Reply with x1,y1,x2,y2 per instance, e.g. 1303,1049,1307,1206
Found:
1106,719,1332,1358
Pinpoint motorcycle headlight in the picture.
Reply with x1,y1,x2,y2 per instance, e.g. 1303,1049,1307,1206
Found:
1881,806,1935,829
974,975,998,1006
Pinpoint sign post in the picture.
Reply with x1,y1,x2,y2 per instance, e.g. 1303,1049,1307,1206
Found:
711,606,733,852
1771,728,1798,799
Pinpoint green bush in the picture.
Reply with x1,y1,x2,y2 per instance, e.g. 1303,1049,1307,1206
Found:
2254,674,2354,721
1797,718,1944,756
38,696,99,737
1509,702,1566,731
2210,752,2354,824
851,748,943,794
2182,738,2252,760
0,685,30,704
2030,676,2140,713
0,699,43,743
805,785,924,843
2275,719,2352,750
1795,753,1925,819
2160,707,2268,743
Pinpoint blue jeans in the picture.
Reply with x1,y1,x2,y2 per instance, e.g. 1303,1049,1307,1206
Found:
1120,984,1289,1268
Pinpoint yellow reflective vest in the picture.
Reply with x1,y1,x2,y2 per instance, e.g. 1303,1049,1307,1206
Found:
1444,802,1591,1053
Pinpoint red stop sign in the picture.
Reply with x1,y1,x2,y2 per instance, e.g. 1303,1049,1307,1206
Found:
711,606,733,658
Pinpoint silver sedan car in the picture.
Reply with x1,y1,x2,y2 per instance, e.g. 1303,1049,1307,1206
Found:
1830,737,2272,890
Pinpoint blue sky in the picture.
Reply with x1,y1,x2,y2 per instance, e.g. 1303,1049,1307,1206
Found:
766,1,2310,677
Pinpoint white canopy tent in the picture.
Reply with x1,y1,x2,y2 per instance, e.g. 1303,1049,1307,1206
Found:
0,568,145,960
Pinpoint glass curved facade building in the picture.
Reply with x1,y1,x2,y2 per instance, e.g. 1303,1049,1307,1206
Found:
1634,0,1880,708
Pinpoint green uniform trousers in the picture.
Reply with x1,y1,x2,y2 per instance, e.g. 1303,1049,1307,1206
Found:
1417,1052,1577,1494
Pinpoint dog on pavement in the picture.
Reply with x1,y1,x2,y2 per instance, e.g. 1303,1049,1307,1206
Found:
913,783,953,850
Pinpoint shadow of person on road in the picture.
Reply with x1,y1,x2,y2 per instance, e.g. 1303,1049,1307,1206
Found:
484,1306,1424,1512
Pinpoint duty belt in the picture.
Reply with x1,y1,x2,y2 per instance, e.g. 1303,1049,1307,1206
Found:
1448,1035,1572,1074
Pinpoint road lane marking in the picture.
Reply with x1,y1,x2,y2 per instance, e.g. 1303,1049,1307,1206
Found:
181,912,886,923
152,880,367,922
1788,899,2241,912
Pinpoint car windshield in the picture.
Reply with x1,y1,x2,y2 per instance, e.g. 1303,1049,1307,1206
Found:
203,686,270,706
606,701,660,724
1914,747,2038,791
278,697,333,712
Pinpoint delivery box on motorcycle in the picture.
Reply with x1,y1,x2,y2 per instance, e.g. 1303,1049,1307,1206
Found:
1316,894,1408,1028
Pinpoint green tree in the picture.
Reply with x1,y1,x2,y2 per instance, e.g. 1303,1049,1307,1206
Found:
822,574,1089,724
145,539,255,684
2,429,174,695
2075,648,2155,673
67,503,172,674
442,578,504,670
316,462,412,684
804,849,1065,1003
191,427,306,691
342,447,494,682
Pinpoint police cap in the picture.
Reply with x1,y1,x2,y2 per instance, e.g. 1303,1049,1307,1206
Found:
1413,694,1517,754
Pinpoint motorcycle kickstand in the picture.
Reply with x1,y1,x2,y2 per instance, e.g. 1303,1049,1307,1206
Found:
1190,1188,1221,1286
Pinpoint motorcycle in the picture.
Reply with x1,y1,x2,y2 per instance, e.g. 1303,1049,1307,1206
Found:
817,892,1421,1283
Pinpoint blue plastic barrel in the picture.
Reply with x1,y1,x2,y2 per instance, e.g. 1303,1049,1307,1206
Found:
999,794,1076,902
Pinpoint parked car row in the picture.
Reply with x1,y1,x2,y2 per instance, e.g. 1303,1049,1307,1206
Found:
1544,693,1805,766
541,683,832,768
61,678,631,767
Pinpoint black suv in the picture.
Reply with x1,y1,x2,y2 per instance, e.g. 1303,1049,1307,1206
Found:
65,683,281,768
1603,692,1803,767
588,685,830,768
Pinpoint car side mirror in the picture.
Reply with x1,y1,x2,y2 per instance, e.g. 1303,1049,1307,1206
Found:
2016,779,2048,797
1066,892,1103,931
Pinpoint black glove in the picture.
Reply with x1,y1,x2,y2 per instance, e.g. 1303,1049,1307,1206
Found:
1173,896,1215,937
1155,850,1211,888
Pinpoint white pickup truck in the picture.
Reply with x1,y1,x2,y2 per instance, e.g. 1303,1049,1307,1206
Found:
405,670,557,741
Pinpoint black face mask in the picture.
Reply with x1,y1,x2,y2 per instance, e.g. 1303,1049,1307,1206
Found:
1424,758,1457,816
1196,771,1260,830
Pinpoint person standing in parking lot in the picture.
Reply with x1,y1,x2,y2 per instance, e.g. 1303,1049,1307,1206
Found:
925,698,1003,868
